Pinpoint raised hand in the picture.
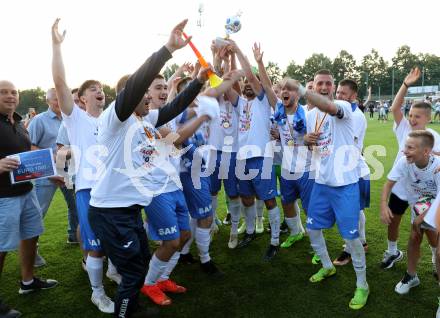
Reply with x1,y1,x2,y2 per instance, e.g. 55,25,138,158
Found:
52,18,66,45
223,69,245,82
404,67,421,87
252,42,264,63
165,19,191,53
196,64,213,83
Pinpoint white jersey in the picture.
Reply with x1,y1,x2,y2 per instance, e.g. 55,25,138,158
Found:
62,105,103,192
391,118,440,200
352,105,370,178
208,96,239,153
90,105,179,208
277,108,311,174
306,100,359,187
235,92,273,160
388,155,440,207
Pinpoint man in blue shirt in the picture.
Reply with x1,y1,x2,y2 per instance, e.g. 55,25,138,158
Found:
28,88,79,267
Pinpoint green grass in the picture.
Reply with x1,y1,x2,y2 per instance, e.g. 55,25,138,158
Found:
2,115,440,318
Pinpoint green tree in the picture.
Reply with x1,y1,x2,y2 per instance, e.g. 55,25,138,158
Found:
265,61,283,84
418,53,440,85
163,63,179,81
360,49,389,97
103,84,116,106
17,87,47,115
284,60,304,82
302,53,333,80
391,45,420,87
332,50,360,84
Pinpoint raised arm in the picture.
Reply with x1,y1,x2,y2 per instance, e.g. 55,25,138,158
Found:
380,180,396,225
290,82,339,115
51,19,74,116
228,40,262,97
114,19,192,122
203,69,244,98
391,68,421,126
253,43,277,108
364,86,372,105
156,66,210,127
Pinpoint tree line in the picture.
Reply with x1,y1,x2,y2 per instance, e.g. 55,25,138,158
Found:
18,45,440,114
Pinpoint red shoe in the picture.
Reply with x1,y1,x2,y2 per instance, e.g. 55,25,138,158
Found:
140,284,172,306
157,279,187,294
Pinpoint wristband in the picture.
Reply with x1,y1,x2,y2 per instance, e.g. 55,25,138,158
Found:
403,82,409,88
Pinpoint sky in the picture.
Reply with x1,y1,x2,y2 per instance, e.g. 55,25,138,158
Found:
1,0,439,90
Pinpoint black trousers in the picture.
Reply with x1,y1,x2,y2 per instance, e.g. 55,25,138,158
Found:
89,205,151,318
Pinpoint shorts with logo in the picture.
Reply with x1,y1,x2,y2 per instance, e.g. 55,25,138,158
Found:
237,156,277,201
210,151,239,198
280,171,314,212
76,189,102,251
181,173,213,219
0,190,44,252
306,182,360,240
144,190,190,241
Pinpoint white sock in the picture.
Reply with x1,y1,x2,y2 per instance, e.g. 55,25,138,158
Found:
268,206,280,246
211,195,218,219
293,201,305,233
285,215,300,236
145,254,168,285
359,210,366,245
107,258,118,275
196,227,211,264
432,246,437,264
229,198,241,235
308,229,333,269
159,252,180,281
244,203,256,234
388,240,398,254
256,199,264,219
345,239,368,289
86,256,105,296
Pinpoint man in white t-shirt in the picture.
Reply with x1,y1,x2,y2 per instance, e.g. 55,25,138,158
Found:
87,20,210,317
51,19,117,314
381,131,440,313
294,70,368,310
333,79,370,266
382,67,440,270
225,40,282,261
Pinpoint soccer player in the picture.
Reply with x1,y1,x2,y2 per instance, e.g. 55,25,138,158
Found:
266,76,310,249
382,67,440,270
51,19,116,313
226,40,282,260
333,79,370,265
380,131,440,301
87,19,210,317
292,70,369,310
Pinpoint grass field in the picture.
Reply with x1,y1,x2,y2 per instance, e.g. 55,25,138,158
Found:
2,115,440,318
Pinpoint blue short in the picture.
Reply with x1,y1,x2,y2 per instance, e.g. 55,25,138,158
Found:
181,173,213,219
210,151,239,198
359,177,370,210
306,182,360,239
0,190,43,252
237,157,277,201
144,190,190,241
76,189,102,251
280,171,314,212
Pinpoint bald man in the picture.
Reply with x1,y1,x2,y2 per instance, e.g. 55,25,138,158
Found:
28,88,79,267
0,81,58,312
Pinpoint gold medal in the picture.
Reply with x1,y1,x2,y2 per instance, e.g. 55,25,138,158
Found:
222,122,230,128
287,140,294,146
